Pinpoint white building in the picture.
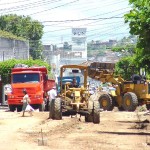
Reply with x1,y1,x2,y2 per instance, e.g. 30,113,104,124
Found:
71,28,87,64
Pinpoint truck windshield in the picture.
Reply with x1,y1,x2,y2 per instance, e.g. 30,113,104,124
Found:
12,73,40,83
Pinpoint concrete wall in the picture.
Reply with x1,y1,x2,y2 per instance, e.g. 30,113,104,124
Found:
0,37,29,61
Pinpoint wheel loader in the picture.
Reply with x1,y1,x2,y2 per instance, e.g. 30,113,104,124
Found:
88,62,150,111
49,64,100,124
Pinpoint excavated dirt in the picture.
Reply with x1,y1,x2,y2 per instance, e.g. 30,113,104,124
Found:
0,108,149,150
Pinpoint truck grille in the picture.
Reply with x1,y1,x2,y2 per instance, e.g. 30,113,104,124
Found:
13,88,36,94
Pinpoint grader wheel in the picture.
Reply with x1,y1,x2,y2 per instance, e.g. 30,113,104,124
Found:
122,92,138,111
54,98,62,120
85,114,93,122
49,99,55,119
99,94,114,111
85,100,100,124
49,98,62,120
85,100,93,122
93,101,100,124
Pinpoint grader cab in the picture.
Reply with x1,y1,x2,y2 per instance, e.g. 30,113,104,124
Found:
49,64,100,124
88,62,150,111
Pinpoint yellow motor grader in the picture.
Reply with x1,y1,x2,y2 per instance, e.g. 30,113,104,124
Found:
49,64,100,124
88,62,150,111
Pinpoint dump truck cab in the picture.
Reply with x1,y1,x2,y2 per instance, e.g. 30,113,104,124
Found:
7,65,55,111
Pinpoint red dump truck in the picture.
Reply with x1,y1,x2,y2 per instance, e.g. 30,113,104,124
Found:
7,65,55,111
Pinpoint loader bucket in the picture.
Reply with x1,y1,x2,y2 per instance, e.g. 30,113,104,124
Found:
88,62,115,79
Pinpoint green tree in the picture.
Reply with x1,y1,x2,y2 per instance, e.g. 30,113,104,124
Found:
0,14,44,59
124,0,150,69
0,59,51,84
115,56,137,80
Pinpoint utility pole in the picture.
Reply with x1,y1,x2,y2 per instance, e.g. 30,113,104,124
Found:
13,40,16,58
3,51,4,61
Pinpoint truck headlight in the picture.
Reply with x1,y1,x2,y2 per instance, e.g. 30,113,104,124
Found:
8,95,15,98
35,95,41,98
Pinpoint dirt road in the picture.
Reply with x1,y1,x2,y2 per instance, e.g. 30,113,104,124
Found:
0,108,149,150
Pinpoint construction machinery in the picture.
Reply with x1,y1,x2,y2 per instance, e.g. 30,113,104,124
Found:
49,64,100,124
7,64,55,111
88,62,150,111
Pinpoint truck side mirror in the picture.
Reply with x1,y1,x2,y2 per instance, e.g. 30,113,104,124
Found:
46,75,48,80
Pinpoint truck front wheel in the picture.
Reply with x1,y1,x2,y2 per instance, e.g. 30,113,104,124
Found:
9,105,16,112
39,102,45,111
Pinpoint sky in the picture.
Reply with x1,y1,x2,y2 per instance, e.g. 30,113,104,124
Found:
0,0,131,45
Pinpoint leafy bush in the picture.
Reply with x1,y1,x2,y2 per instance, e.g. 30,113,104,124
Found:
0,59,51,84
0,30,26,41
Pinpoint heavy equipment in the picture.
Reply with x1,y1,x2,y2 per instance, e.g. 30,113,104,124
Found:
7,64,55,111
88,62,150,111
49,64,100,124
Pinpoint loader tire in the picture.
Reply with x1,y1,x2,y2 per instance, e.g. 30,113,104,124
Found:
122,92,138,111
93,101,100,124
99,94,114,111
54,98,62,120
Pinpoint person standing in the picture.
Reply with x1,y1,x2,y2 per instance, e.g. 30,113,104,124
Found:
21,89,33,117
47,86,57,102
47,86,57,118
72,78,78,88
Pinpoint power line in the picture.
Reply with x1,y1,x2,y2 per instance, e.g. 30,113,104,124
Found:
42,10,128,34
41,31,131,45
42,7,129,28
74,0,128,13
42,17,123,23
0,0,62,14
29,0,79,15
0,0,31,5
41,23,129,43
43,20,127,33
0,0,130,44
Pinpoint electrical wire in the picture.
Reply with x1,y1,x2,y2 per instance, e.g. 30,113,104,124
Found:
0,0,130,45
29,0,79,15
0,0,32,5
0,0,62,14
